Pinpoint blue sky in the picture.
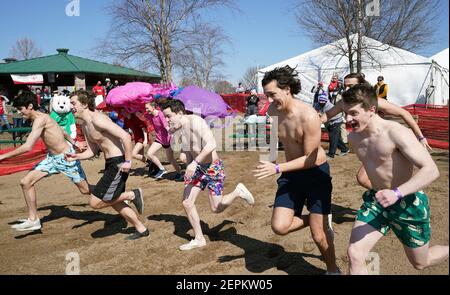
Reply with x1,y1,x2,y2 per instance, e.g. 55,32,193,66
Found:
0,0,448,86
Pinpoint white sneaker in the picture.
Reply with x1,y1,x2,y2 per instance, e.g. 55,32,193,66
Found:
11,218,30,228
179,239,206,251
12,219,41,231
237,183,254,205
10,218,29,228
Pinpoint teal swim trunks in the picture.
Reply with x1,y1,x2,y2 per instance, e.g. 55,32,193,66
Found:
33,147,86,183
356,190,431,248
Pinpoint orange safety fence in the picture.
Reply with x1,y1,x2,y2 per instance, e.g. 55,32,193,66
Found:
321,104,448,149
221,94,269,114
403,104,448,150
221,94,248,113
221,96,449,150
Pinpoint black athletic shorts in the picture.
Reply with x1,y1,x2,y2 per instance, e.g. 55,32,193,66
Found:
155,139,171,149
92,156,128,201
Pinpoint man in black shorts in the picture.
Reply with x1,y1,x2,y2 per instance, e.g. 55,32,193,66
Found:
67,90,149,240
255,66,339,274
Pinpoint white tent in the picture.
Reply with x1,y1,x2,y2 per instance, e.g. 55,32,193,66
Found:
258,36,449,106
432,48,449,69
428,48,449,105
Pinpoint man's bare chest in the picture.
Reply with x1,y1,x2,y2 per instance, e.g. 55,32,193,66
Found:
278,120,301,142
85,125,104,144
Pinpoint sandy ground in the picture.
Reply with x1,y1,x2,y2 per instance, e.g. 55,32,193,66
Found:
0,147,448,275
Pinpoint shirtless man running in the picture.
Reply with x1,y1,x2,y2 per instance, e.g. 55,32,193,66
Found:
320,73,431,189
0,91,89,231
67,90,148,240
341,84,448,274
255,66,339,274
160,99,254,251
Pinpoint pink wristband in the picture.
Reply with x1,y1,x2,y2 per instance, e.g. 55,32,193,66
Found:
275,164,281,174
392,187,403,200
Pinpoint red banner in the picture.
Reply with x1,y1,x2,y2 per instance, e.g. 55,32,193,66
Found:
10,74,44,85
0,140,47,176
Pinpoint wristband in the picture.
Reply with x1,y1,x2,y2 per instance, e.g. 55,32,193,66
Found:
124,160,132,164
193,159,200,165
418,136,426,141
392,187,403,200
275,164,281,174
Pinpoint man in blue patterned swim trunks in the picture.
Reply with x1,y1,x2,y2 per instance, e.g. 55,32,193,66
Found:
341,84,448,274
0,91,89,232
33,146,86,183
161,99,255,251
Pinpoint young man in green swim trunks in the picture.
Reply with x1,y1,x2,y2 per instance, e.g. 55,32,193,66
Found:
341,84,448,274
320,73,432,189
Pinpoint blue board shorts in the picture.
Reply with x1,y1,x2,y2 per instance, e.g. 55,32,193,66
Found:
33,146,86,184
274,162,332,216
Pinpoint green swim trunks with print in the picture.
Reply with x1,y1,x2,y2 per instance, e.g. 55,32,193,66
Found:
356,190,430,248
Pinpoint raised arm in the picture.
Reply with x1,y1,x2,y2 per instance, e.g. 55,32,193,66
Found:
322,100,344,123
377,99,431,150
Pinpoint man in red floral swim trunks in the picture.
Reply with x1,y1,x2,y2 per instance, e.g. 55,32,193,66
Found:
161,99,255,251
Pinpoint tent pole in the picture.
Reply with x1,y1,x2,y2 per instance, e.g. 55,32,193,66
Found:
417,64,432,106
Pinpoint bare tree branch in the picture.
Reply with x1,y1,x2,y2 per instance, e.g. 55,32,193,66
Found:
10,37,42,60
95,0,236,83
293,0,440,73
177,23,229,89
240,66,263,90
212,80,235,93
